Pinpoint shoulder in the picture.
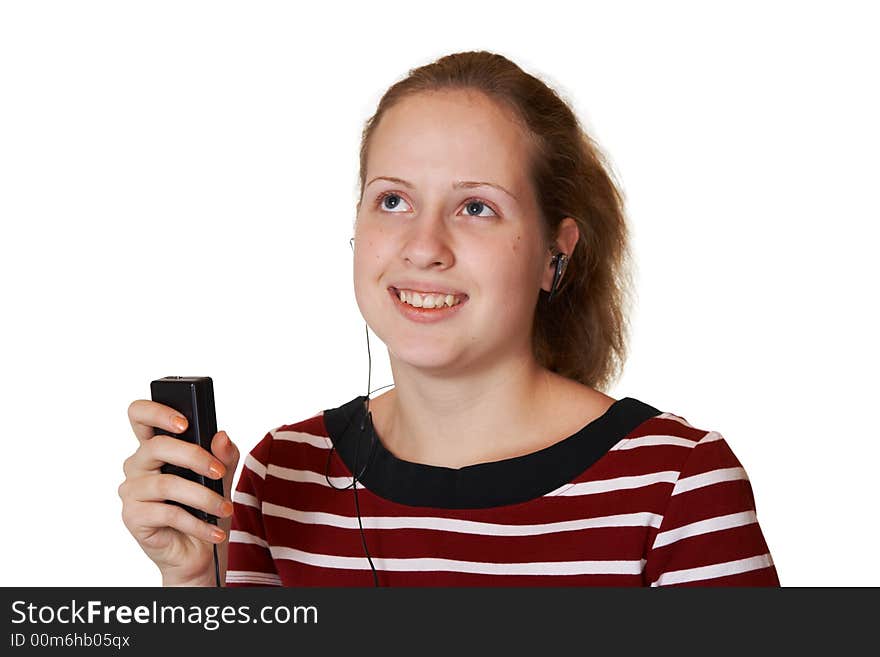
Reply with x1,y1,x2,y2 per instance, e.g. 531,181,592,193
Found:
638,410,778,585
620,407,754,491
242,397,358,470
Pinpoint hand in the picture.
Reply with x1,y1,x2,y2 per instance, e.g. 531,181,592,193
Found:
119,400,240,586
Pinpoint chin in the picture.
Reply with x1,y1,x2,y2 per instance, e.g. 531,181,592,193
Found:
390,352,470,375
381,327,474,369
386,336,459,366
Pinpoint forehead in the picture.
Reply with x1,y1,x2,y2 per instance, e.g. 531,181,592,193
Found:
366,90,533,195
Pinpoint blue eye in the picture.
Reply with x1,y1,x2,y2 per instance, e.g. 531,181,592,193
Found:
462,200,497,218
377,193,411,212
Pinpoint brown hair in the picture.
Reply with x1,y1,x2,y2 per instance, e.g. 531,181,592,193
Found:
356,50,634,392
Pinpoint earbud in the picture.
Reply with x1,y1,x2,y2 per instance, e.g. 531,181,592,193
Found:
547,251,568,302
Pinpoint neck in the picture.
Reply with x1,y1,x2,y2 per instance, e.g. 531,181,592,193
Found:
372,351,558,469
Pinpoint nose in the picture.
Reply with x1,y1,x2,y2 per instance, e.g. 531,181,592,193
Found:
400,206,455,269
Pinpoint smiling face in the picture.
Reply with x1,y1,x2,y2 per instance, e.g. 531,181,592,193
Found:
353,89,552,376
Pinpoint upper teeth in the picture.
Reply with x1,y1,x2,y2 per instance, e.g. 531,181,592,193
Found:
397,289,463,308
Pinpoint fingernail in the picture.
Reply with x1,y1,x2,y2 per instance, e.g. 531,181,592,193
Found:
208,462,225,479
211,528,225,542
173,416,187,432
218,500,233,516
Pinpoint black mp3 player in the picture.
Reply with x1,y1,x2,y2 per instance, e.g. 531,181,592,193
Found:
150,376,224,524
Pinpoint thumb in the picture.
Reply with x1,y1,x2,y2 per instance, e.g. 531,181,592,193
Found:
212,430,240,482
213,431,240,540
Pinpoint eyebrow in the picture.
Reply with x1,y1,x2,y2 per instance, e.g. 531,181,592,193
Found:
366,176,519,203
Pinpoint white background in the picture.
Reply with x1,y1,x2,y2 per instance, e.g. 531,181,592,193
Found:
1,1,877,586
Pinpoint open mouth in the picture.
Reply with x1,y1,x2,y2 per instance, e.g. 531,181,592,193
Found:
389,287,468,308
387,287,469,322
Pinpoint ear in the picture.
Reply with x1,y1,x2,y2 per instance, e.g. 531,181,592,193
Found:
541,217,580,292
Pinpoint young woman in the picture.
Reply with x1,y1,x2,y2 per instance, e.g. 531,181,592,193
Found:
121,50,779,587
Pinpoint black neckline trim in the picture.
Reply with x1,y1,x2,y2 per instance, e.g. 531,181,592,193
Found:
322,394,662,509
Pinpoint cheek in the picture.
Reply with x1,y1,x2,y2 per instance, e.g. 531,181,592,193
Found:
352,255,375,303
506,235,541,280
483,249,541,308
352,236,390,303
355,221,392,262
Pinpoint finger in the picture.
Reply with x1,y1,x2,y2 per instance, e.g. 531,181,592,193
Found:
211,431,240,470
124,499,227,545
131,473,233,520
207,431,239,509
128,399,189,444
125,435,225,480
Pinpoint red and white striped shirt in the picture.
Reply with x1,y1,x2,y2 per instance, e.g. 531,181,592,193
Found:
226,395,779,586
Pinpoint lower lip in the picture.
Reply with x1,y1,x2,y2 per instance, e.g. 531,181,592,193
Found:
388,288,468,324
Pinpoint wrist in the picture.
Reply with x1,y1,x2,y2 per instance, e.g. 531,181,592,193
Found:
162,570,219,587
